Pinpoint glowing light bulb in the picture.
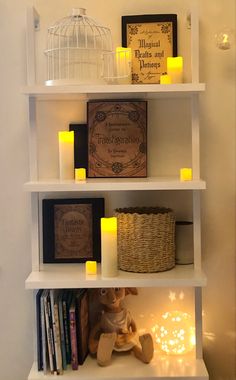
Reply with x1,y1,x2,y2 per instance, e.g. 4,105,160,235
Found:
215,28,234,50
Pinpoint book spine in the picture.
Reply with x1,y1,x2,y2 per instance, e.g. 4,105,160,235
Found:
69,301,78,370
62,293,71,364
58,292,67,370
40,291,48,374
53,298,63,374
43,292,55,374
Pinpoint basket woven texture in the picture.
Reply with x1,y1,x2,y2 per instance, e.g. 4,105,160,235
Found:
115,207,175,273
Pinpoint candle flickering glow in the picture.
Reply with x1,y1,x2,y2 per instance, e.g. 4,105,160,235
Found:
160,74,172,84
116,47,132,84
58,131,74,180
75,168,86,181
85,261,97,275
167,57,183,84
101,217,118,277
180,168,192,181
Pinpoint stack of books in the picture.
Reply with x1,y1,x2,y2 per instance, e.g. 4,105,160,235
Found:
36,289,89,374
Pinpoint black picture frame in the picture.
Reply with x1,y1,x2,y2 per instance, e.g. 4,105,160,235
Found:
43,198,104,263
122,14,177,84
69,123,88,171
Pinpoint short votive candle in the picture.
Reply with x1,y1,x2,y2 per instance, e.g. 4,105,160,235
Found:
167,56,183,84
58,131,74,180
85,261,97,275
75,168,86,181
180,168,192,181
101,217,118,277
160,74,172,84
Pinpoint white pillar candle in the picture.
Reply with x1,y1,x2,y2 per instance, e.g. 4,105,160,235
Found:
101,217,118,277
116,47,132,84
58,131,74,180
167,56,184,84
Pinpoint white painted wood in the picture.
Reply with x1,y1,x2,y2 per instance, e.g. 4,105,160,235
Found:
26,7,40,85
23,177,206,192
28,356,208,380
193,191,202,272
22,83,205,100
195,287,203,359
190,5,199,83
25,264,207,289
28,97,38,181
30,193,40,271
191,95,200,179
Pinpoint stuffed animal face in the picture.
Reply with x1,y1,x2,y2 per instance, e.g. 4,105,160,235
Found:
99,288,125,309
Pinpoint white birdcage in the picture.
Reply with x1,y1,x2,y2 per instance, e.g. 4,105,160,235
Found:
45,8,113,85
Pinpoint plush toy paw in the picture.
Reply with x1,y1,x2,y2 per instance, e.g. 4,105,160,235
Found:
97,332,117,366
139,333,154,363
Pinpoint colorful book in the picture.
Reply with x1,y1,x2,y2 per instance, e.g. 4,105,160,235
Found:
69,294,78,370
43,290,56,374
50,289,63,374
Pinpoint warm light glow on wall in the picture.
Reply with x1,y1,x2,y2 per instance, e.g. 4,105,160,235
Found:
153,310,195,355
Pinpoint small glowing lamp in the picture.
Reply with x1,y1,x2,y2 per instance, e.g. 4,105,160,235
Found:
180,168,192,181
75,168,86,181
154,311,195,355
85,261,97,275
215,28,234,50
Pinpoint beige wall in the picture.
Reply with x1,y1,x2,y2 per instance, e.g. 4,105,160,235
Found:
0,0,235,379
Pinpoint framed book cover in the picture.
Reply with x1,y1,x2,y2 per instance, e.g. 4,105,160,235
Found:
43,198,104,263
122,14,177,84
88,100,147,178
69,123,88,171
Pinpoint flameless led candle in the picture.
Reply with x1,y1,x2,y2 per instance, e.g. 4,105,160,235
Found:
160,74,172,84
58,131,74,180
75,168,86,181
101,217,118,277
85,261,97,275
167,56,183,84
116,47,132,84
180,168,192,181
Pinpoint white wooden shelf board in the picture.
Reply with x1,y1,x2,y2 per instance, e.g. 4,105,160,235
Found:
24,177,206,192
25,264,207,289
28,355,208,380
22,83,205,100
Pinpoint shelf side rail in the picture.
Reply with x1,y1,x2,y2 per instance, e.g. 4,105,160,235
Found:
26,7,40,86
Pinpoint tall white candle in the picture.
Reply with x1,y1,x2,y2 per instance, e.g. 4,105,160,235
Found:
116,47,132,84
167,56,183,84
101,217,118,277
58,131,74,180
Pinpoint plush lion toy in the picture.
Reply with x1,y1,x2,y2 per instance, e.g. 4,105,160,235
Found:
89,287,154,366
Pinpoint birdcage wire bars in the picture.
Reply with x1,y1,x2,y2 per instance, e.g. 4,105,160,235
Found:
45,8,113,85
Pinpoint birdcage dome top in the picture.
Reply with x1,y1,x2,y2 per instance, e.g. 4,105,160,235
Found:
46,8,112,51
45,8,113,85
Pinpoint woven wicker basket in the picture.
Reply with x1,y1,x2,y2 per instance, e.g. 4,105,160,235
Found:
115,207,175,273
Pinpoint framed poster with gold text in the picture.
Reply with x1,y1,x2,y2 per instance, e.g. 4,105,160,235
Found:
122,14,177,84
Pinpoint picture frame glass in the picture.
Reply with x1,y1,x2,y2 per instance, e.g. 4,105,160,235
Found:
43,198,104,263
122,14,177,84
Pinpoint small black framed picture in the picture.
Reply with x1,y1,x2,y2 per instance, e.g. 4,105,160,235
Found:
122,14,177,84
43,198,104,263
